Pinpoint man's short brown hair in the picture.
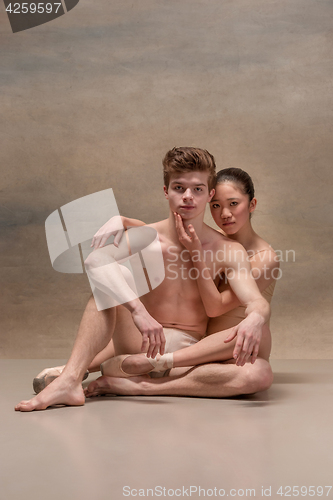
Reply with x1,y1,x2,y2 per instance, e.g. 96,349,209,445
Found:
163,147,217,191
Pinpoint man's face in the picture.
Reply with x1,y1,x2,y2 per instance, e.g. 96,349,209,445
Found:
164,171,215,220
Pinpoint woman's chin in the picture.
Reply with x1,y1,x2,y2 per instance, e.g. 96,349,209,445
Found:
221,224,237,234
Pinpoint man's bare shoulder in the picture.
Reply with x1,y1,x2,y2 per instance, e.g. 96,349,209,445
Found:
144,220,170,242
126,221,168,254
146,219,168,231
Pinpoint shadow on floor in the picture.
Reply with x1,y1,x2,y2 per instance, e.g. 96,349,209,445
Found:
273,372,333,384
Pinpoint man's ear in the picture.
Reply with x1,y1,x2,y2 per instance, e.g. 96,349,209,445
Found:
249,197,257,213
208,188,215,202
163,185,169,199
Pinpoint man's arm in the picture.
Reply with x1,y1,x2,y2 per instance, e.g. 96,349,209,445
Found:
85,229,165,358
91,215,146,250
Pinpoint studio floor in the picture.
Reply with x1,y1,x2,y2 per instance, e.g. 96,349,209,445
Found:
1,359,333,500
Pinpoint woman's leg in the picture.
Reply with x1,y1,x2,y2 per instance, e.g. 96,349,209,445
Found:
118,326,234,375
112,324,271,376
173,323,271,365
87,340,116,372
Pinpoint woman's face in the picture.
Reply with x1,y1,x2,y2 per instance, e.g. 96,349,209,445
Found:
209,181,256,235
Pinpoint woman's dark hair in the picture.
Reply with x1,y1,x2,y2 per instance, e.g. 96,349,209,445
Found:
216,168,255,201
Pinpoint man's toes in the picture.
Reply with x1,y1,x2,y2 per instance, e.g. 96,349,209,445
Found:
15,396,48,412
15,401,33,412
87,380,100,391
85,391,97,398
15,400,28,409
84,383,99,398
85,378,114,397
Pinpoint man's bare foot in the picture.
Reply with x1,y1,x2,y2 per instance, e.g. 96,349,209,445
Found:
84,375,149,397
33,365,89,394
15,374,85,412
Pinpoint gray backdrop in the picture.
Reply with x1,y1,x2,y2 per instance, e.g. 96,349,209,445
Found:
1,0,332,358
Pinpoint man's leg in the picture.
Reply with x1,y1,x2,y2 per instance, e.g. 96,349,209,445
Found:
15,295,118,411
32,317,116,394
31,295,155,396
85,358,273,398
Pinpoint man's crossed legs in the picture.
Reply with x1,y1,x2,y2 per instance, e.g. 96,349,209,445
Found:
15,297,273,412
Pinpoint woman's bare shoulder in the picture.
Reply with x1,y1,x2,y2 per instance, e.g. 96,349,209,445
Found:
247,241,279,269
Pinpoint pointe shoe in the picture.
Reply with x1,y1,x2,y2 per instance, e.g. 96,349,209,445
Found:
101,353,174,378
33,366,89,394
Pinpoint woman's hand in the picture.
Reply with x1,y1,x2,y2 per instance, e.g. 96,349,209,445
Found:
224,311,264,366
174,212,203,254
91,215,124,250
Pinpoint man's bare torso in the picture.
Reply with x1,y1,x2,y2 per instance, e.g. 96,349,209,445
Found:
136,219,229,339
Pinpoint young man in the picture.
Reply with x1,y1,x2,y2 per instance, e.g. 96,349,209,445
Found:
15,147,271,412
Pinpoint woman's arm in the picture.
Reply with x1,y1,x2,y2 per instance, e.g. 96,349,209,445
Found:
174,214,232,316
212,249,279,314
175,213,278,318
174,213,276,365
174,214,268,318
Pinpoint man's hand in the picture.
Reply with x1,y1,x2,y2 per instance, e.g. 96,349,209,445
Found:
174,212,202,254
91,215,124,250
131,303,166,358
224,312,265,366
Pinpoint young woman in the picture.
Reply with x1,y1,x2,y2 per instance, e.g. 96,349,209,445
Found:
92,167,279,380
